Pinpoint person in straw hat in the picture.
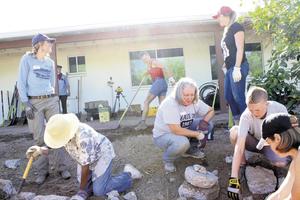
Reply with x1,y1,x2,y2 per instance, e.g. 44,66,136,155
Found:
26,113,142,199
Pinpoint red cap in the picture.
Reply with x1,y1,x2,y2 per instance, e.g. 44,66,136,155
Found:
212,6,233,19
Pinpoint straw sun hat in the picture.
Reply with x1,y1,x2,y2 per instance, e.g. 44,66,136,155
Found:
44,113,79,149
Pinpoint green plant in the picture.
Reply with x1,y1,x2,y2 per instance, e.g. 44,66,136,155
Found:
246,0,300,113
249,59,300,112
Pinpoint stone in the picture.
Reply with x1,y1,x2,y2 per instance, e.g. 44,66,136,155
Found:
107,190,119,199
169,177,176,182
225,155,233,164
110,197,119,200
278,177,285,187
4,159,21,169
185,165,218,188
212,170,218,176
123,191,137,200
32,195,70,200
243,196,253,200
245,166,276,194
178,181,219,200
10,192,36,200
0,179,16,199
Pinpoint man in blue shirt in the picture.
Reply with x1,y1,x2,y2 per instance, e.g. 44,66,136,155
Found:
57,65,70,114
17,33,71,184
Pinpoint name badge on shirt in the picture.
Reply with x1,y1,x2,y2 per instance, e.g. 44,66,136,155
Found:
32,65,41,70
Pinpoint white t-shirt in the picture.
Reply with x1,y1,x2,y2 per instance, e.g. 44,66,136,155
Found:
153,96,210,138
238,101,287,140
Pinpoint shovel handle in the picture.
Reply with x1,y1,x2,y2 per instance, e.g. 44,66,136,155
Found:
22,156,33,179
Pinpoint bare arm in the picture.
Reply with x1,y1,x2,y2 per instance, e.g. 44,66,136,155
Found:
231,136,246,178
202,108,215,122
234,31,245,68
168,124,204,139
266,162,294,200
291,153,300,199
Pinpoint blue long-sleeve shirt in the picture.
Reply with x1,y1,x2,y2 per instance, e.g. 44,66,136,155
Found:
58,73,70,96
17,53,55,102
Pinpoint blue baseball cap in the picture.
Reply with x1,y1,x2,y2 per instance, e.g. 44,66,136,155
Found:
32,33,56,46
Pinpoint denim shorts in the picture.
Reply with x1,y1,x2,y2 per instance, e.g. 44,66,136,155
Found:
150,78,168,97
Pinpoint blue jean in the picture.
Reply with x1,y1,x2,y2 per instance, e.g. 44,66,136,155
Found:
92,161,132,196
245,134,291,167
224,61,249,120
154,133,190,164
150,77,168,97
153,118,213,163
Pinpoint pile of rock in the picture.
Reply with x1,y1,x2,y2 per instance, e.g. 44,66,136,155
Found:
178,164,219,200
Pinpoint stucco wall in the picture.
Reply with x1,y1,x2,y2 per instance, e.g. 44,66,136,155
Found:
0,31,272,122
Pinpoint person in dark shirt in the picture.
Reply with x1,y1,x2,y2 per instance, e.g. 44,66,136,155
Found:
213,6,249,124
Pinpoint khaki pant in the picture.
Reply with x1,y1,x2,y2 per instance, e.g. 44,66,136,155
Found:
28,96,69,176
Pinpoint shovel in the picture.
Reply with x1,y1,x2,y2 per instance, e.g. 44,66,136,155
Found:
17,156,34,194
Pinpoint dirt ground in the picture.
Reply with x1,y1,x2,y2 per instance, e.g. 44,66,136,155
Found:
0,124,267,200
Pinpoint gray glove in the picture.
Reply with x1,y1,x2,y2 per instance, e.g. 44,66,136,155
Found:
25,101,37,120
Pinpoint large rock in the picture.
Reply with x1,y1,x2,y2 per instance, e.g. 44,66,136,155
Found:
32,195,70,200
0,179,16,199
184,165,218,188
178,181,219,200
245,166,276,194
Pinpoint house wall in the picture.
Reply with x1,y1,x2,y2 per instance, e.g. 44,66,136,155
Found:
0,31,272,122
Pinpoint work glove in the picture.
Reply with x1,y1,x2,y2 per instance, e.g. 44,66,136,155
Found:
227,177,240,200
222,64,227,75
168,77,176,86
25,101,37,120
70,190,89,200
232,67,242,82
198,120,209,131
26,146,48,159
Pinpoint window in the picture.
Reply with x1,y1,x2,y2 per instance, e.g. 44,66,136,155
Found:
209,43,263,80
68,56,86,73
129,48,185,86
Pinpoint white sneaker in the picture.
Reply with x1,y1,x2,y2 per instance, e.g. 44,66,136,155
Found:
124,164,143,179
164,162,176,173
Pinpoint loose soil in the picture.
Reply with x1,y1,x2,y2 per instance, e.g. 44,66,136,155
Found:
0,125,267,200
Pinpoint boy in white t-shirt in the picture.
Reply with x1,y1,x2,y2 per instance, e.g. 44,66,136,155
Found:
227,86,291,200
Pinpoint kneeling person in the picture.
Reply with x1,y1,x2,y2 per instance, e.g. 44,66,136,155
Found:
228,86,291,199
153,77,215,173
26,113,142,199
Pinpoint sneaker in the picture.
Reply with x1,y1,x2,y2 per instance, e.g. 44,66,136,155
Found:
60,170,71,179
124,164,143,179
183,148,205,159
35,173,49,185
164,162,176,173
134,121,147,131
